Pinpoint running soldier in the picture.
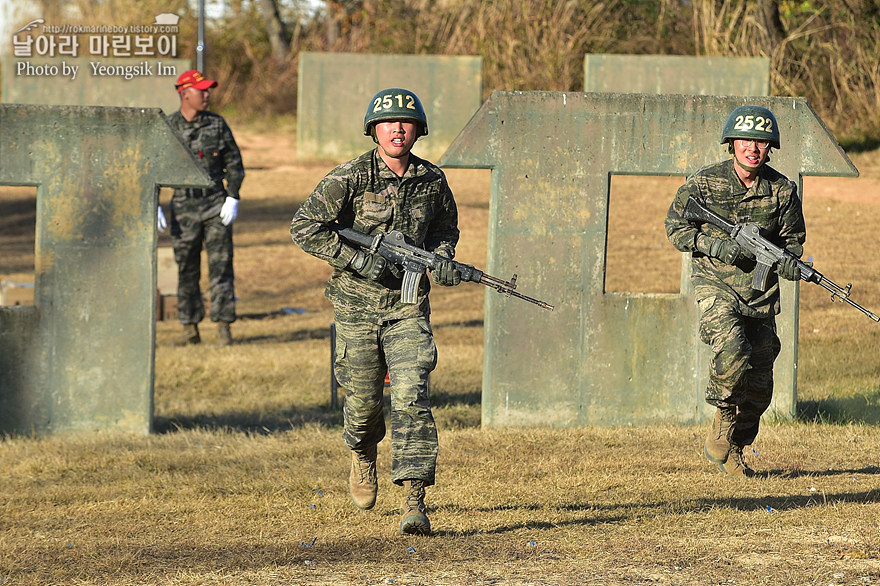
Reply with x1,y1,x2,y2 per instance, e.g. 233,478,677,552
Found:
290,88,461,534
665,105,806,477
158,70,245,346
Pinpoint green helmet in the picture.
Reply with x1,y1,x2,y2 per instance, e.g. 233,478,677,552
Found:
721,105,780,149
363,88,428,138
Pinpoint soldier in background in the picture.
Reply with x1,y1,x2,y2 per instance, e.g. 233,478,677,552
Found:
290,88,461,534
665,105,806,477
158,70,245,346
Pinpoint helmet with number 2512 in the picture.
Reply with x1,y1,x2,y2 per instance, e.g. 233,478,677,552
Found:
363,88,429,139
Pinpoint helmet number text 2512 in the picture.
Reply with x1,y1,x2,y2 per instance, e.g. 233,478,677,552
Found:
373,93,417,113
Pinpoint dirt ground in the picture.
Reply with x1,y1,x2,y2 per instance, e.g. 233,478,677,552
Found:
3,123,880,586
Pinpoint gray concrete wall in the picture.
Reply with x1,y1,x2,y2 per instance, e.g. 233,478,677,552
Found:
585,55,770,96
0,104,210,435
439,92,856,428
296,52,482,162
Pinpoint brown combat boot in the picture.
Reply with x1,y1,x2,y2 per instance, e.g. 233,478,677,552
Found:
722,445,755,477
399,480,431,536
217,322,232,346
704,407,736,465
349,446,378,510
174,323,200,346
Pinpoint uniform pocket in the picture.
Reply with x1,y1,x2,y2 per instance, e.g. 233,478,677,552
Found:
357,192,393,228
410,204,427,221
697,296,716,314
697,296,717,345
333,334,349,387
416,318,438,372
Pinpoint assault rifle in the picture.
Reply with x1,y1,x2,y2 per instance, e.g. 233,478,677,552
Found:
334,226,554,311
683,196,880,322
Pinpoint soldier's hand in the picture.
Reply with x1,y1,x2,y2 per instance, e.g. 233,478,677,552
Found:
157,206,168,233
776,255,801,281
220,197,239,226
708,237,747,265
432,259,461,286
349,250,389,281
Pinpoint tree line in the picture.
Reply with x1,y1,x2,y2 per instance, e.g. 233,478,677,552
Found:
27,0,880,148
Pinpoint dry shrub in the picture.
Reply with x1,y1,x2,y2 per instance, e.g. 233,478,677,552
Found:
30,0,880,144
687,0,880,146
312,0,880,146
309,0,623,93
407,0,623,93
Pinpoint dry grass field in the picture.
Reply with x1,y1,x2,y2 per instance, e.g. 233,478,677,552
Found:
2,118,880,585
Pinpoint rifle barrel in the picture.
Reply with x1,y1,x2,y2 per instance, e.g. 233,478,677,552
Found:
815,278,880,322
511,291,555,311
481,275,554,311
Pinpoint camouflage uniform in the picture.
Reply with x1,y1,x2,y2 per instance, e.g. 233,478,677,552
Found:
166,110,244,325
290,148,459,486
666,158,805,446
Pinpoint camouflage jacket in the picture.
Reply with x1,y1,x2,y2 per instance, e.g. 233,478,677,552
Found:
166,110,244,199
665,158,806,318
290,148,459,323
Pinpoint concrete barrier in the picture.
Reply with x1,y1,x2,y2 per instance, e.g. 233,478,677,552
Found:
296,52,482,162
440,92,857,427
0,104,211,435
585,54,770,96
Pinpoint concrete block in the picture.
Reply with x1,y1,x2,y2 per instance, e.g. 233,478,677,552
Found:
584,54,770,96
440,92,856,427
297,52,482,162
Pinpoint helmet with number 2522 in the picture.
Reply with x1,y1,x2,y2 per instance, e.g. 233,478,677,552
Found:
363,88,429,139
721,105,780,149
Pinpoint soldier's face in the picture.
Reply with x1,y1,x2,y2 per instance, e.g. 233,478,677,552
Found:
181,87,210,112
374,120,419,159
732,139,770,173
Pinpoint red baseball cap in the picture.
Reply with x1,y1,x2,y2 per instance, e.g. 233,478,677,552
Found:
175,70,218,93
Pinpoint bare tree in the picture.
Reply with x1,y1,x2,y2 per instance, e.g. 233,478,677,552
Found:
756,0,786,47
258,0,292,59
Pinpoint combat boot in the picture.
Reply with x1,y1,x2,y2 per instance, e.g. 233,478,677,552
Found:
174,323,200,346
399,480,431,536
704,407,736,465
217,322,232,346
349,446,378,510
722,445,755,478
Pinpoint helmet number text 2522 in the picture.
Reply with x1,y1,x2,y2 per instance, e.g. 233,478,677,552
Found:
373,93,417,112
733,115,773,134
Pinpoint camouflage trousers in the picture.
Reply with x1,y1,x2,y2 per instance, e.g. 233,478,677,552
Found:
698,295,781,447
170,193,236,324
334,314,439,486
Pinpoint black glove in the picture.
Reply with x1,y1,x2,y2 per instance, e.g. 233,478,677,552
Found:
776,255,801,281
432,258,461,286
700,236,749,265
349,250,389,281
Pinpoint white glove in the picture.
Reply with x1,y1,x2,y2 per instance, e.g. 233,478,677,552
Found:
157,205,167,232
220,196,239,226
